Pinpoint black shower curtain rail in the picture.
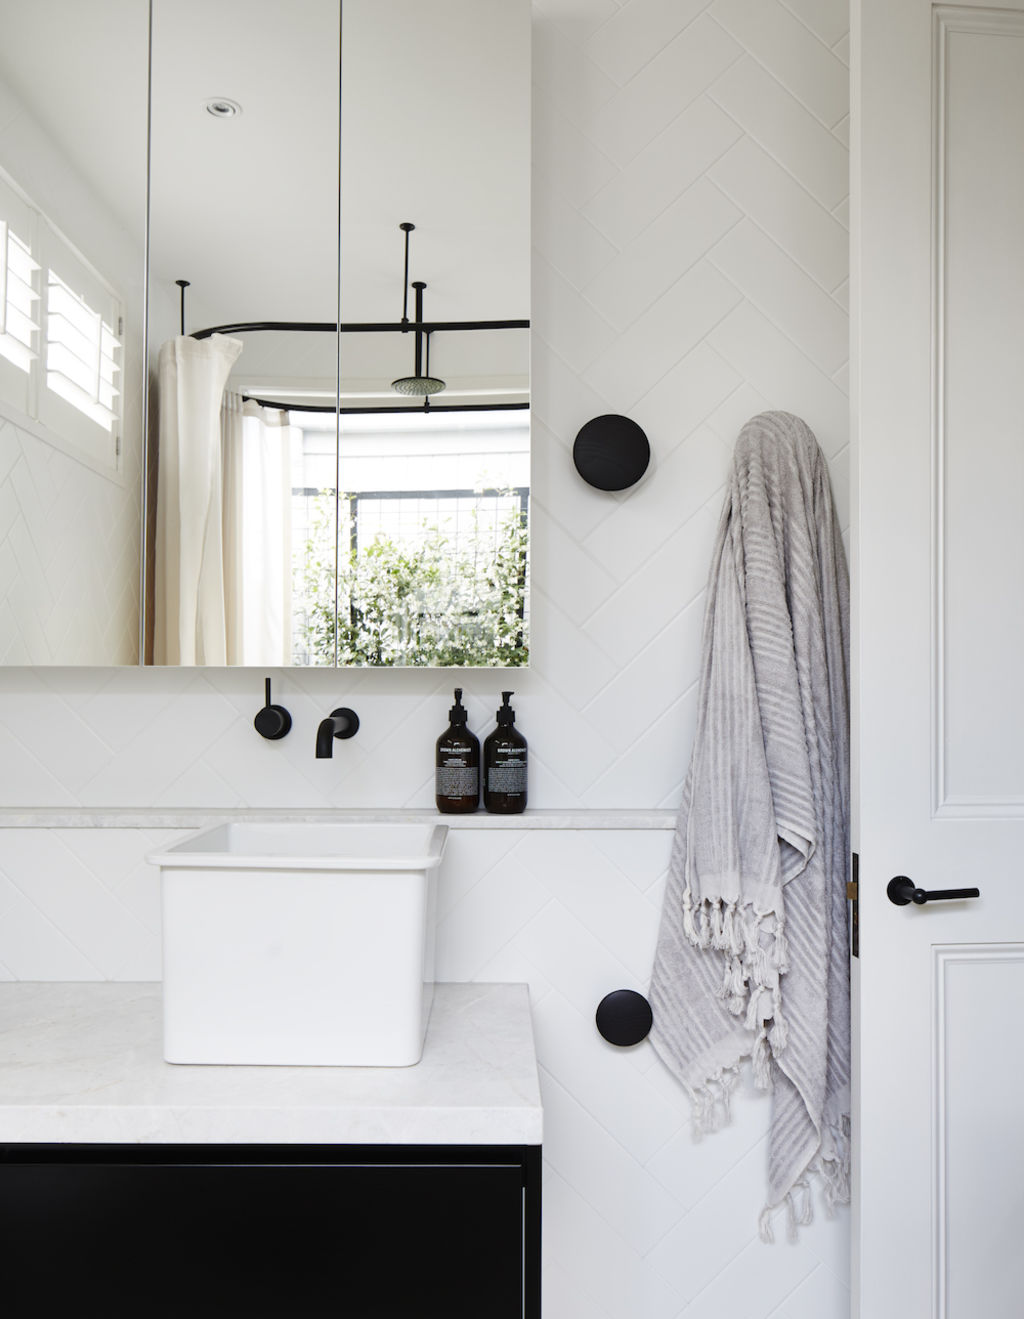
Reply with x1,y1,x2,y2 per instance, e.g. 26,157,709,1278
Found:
194,316,531,414
241,396,529,415
187,299,530,412
190,317,529,340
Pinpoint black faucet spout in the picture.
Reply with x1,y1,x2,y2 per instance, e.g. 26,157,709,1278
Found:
315,707,360,758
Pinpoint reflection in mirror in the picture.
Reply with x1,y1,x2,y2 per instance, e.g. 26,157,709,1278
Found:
146,0,530,668
0,0,148,663
294,410,529,668
146,0,342,666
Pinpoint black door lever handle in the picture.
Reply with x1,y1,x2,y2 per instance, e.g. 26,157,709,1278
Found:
887,875,980,906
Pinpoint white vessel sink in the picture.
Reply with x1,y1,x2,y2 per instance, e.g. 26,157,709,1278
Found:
148,822,447,1068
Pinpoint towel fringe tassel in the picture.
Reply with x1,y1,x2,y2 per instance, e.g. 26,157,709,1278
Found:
678,890,851,1243
687,1063,741,1139
757,1125,852,1243
752,1027,772,1089
682,890,790,1052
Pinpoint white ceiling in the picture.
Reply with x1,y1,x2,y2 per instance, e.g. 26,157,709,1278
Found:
0,0,149,236
0,0,529,379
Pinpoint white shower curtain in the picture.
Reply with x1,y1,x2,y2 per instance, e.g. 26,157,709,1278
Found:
153,335,293,665
222,396,294,666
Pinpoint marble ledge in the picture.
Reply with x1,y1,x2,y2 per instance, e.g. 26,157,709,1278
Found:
0,982,542,1147
0,807,677,831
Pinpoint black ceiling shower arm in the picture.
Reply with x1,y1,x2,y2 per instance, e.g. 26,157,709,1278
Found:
413,281,426,376
392,224,442,397
392,277,446,396
400,221,414,325
176,279,190,335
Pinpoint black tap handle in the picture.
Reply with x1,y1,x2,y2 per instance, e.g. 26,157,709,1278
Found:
254,677,292,740
887,875,980,906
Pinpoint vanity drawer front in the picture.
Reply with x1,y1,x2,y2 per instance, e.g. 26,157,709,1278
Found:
0,1144,535,1318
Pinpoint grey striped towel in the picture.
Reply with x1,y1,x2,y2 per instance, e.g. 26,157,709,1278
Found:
649,411,850,1239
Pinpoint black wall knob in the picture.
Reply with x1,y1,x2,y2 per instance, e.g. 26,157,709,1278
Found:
254,677,292,740
595,990,653,1047
573,414,650,491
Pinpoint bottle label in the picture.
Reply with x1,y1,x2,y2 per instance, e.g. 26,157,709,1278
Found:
437,765,479,797
487,763,526,795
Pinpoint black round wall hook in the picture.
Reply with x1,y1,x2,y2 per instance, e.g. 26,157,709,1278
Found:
595,990,653,1047
254,677,292,741
573,414,650,491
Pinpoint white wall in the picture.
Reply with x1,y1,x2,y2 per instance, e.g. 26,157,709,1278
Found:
0,2,852,1315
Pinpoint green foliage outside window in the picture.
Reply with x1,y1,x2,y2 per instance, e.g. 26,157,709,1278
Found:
297,493,528,667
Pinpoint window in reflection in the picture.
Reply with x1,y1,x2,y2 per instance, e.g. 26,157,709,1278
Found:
0,222,37,374
292,410,529,668
0,167,122,471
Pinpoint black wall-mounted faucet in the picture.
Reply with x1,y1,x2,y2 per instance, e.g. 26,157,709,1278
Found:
316,707,360,758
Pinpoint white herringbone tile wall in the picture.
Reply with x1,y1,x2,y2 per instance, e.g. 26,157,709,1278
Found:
0,1,852,1315
0,417,140,665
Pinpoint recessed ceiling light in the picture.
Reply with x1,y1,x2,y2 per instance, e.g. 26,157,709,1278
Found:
204,98,242,119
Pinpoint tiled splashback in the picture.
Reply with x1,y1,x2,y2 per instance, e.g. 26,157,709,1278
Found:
0,0,852,1315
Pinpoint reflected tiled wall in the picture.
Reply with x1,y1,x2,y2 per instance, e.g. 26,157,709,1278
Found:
0,418,139,664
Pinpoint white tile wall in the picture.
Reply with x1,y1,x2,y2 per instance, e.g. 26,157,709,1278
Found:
0,418,140,664
0,1,852,1314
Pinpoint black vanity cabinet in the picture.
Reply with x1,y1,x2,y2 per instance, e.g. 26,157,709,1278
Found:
0,1141,542,1318
0,984,543,1319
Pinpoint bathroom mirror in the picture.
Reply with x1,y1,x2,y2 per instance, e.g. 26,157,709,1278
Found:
146,0,531,668
0,0,529,667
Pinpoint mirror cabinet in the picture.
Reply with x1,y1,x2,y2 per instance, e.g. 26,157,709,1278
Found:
0,0,530,667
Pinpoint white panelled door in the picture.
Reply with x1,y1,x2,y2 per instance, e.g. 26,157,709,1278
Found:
854,1,1024,1315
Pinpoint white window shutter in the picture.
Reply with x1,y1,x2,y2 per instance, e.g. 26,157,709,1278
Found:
45,270,120,433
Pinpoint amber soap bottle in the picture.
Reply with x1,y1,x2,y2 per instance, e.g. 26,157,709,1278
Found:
435,688,480,813
483,691,527,814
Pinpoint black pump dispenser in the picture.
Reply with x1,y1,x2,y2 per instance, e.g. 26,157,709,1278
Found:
435,687,480,814
483,691,527,814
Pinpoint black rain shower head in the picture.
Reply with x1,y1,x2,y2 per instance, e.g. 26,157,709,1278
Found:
391,373,446,396
392,233,447,397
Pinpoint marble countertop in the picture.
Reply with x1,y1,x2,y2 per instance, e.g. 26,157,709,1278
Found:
0,982,542,1146
0,807,676,830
